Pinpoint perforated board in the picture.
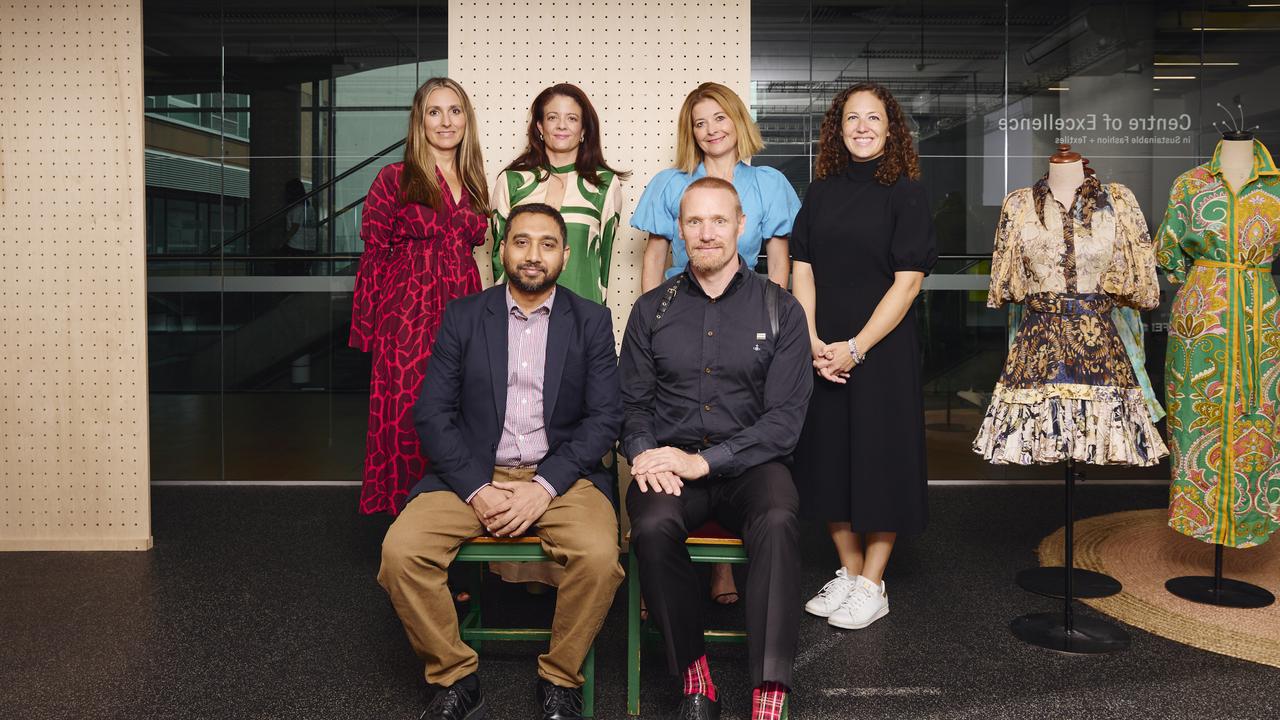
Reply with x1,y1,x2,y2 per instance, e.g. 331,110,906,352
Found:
0,1,152,550
451,0,750,343
452,0,750,530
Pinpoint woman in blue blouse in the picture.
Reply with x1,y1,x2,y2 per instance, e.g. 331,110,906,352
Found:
634,82,800,292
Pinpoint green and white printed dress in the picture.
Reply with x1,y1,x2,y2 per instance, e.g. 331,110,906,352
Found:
489,163,623,304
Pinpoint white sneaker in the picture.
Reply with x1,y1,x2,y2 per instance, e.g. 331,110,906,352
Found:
827,575,889,629
804,567,858,618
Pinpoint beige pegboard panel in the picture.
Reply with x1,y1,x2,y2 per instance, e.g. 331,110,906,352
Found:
452,0,749,535
451,0,750,347
0,1,152,550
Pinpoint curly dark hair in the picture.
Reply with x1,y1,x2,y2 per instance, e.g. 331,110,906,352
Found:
815,82,919,186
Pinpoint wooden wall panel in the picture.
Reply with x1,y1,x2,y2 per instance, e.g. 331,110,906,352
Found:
450,0,750,343
451,0,750,534
0,0,151,551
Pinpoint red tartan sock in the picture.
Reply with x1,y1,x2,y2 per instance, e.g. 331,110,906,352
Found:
682,655,716,701
751,682,788,720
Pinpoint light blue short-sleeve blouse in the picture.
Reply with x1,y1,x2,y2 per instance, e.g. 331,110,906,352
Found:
631,161,801,279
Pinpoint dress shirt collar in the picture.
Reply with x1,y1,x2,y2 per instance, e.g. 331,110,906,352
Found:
505,284,556,319
693,160,751,180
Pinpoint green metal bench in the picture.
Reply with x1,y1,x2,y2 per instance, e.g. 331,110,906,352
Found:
455,536,597,718
625,522,788,718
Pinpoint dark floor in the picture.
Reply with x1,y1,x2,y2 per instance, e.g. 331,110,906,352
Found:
1,486,1276,720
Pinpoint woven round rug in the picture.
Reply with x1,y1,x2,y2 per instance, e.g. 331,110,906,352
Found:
1037,508,1280,667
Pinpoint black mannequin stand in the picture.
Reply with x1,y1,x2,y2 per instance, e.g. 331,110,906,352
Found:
1166,543,1275,608
1011,459,1130,654
1015,462,1122,599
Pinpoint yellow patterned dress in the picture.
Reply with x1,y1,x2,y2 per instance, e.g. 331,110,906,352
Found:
1156,139,1280,548
973,176,1168,466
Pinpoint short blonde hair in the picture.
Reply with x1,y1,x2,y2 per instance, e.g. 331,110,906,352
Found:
675,82,764,173
679,176,742,219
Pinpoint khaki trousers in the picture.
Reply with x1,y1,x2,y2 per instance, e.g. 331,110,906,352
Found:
378,467,623,688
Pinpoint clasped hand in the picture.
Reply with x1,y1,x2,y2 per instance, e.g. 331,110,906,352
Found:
631,447,711,495
811,338,854,384
469,481,551,537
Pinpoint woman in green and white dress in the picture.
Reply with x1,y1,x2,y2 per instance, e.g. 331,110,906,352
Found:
490,83,628,303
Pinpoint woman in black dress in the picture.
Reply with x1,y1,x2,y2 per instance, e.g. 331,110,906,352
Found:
791,82,937,630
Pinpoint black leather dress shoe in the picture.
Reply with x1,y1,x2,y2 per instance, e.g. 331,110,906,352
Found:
420,681,486,720
536,678,584,720
671,693,720,720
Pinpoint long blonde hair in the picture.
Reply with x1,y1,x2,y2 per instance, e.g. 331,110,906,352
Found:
400,77,490,215
674,82,764,173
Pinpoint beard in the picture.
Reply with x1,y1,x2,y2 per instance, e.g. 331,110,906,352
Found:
687,245,734,274
505,261,561,294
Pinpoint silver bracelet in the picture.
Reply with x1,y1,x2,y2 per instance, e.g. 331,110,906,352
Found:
847,337,866,365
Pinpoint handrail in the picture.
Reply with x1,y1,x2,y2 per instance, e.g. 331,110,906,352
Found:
207,138,405,255
315,194,368,230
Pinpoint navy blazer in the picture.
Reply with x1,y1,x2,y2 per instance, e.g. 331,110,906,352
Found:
410,284,623,504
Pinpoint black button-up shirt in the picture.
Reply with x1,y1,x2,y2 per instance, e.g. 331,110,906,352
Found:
619,260,814,477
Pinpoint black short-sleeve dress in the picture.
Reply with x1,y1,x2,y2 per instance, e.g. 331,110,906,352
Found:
791,157,938,534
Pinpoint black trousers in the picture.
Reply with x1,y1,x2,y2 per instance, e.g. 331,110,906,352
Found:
627,461,800,688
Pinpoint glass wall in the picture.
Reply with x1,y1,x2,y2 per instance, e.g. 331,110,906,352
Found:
143,1,447,481
144,0,1280,482
752,0,1280,481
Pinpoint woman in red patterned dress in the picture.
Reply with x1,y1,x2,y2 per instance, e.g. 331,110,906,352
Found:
350,78,490,515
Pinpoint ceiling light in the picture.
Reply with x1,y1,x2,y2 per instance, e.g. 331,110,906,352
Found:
1153,61,1239,66
1153,75,1197,80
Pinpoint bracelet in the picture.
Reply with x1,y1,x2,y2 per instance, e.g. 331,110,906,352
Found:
847,337,866,366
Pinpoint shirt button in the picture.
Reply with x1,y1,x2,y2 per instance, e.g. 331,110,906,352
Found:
521,362,528,368
706,330,714,337
518,435,524,441
710,298,717,304
704,367,712,374
525,328,531,335
703,404,712,412
521,399,528,404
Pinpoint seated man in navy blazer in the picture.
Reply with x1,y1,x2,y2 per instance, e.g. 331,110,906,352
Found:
379,203,624,720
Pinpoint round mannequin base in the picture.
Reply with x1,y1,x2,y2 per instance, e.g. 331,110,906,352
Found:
1016,566,1122,599
1165,576,1275,609
1010,612,1130,654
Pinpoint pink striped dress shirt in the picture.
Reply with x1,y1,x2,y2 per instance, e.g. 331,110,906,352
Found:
475,286,557,499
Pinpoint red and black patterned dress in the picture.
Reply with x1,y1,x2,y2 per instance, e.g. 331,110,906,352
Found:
350,162,487,514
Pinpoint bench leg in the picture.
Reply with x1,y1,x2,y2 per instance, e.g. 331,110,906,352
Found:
582,644,596,718
627,548,642,716
465,563,483,653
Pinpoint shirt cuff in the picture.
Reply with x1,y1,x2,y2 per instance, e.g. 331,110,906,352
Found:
699,444,734,477
623,433,659,463
464,483,491,504
532,475,557,498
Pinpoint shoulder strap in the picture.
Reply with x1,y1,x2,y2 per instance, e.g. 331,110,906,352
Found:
646,274,685,336
765,280,780,339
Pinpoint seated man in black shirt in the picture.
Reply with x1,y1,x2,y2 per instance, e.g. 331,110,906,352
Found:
619,176,813,720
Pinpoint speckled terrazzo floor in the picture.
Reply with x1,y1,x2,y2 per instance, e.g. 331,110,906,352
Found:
2,486,1277,719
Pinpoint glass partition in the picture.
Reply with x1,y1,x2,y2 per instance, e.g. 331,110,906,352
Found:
144,0,1280,481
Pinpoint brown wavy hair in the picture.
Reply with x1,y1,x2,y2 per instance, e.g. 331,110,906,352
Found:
815,82,919,186
505,83,630,187
400,77,490,215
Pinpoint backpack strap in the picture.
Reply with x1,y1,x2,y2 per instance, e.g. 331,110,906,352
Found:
765,280,780,339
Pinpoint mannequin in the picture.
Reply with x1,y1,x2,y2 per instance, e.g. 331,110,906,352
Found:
1218,136,1254,192
1046,147,1086,208
1158,123,1278,609
976,143,1167,653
